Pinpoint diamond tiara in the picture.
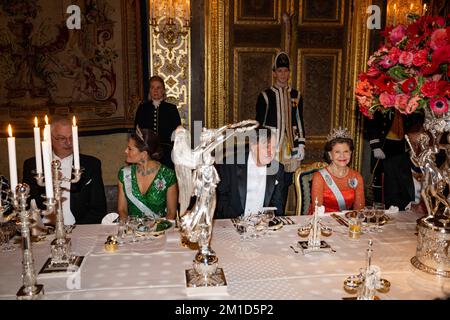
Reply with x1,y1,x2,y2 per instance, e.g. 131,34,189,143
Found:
327,127,352,141
135,125,145,143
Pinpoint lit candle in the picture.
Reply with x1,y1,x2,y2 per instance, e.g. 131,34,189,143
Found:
7,125,18,194
410,3,413,10
33,117,43,174
169,0,173,20
43,115,52,159
72,116,80,170
41,140,54,199
423,3,427,14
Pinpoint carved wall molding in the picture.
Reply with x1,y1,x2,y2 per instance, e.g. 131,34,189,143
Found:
205,0,229,128
342,0,372,171
232,47,278,122
297,28,344,48
298,0,345,26
149,14,191,128
234,0,282,25
297,48,342,157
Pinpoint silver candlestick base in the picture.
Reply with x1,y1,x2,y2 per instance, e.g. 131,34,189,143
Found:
12,184,44,300
297,200,333,254
298,240,333,254
35,161,84,274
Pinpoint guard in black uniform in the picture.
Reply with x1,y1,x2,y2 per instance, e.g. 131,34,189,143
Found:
255,52,306,210
134,75,181,169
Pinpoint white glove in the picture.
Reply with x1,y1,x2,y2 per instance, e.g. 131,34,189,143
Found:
297,145,305,161
373,148,386,159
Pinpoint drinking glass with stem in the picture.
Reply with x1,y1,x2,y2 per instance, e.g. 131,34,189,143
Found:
373,202,385,232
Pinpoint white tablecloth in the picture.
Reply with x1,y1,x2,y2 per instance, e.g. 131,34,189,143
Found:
0,212,449,300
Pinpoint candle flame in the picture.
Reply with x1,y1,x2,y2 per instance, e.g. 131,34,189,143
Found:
7,124,12,137
394,3,397,10
45,115,49,125
410,3,413,10
72,116,77,126
34,116,38,127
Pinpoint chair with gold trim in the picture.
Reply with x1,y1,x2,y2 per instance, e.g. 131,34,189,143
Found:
294,162,328,215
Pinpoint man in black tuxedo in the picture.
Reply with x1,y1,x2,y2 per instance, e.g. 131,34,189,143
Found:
383,125,426,213
134,75,181,169
22,116,106,225
214,127,285,219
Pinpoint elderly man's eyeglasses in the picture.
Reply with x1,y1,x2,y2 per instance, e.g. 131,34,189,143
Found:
52,135,73,143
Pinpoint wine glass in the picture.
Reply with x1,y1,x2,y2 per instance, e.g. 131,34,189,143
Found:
235,215,248,241
373,202,385,233
260,209,275,237
116,218,127,245
363,206,375,233
127,216,139,243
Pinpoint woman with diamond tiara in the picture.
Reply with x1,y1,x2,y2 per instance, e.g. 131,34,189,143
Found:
310,127,365,213
117,127,178,221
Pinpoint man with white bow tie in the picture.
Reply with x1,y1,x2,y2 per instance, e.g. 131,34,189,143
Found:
23,116,107,225
214,127,285,219
134,75,181,169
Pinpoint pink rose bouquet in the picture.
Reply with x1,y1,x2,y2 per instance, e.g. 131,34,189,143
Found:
355,16,450,119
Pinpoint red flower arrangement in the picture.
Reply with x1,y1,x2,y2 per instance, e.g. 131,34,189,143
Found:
355,16,450,119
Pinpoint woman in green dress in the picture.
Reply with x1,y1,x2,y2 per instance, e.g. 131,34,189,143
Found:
117,128,178,221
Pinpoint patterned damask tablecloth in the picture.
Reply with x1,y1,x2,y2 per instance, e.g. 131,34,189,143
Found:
0,212,449,300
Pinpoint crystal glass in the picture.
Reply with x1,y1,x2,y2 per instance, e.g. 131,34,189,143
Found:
117,218,127,245
235,215,248,241
363,206,375,233
373,202,385,233
259,209,275,237
127,216,139,243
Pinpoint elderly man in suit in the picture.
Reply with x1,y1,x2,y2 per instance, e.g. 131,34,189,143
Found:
23,116,107,225
214,127,285,219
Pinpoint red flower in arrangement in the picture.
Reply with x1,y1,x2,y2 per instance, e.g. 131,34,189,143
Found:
355,16,450,119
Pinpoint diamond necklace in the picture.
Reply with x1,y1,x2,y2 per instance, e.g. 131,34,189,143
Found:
137,164,159,176
329,165,348,178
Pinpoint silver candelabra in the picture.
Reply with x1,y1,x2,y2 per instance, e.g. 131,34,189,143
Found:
11,183,44,299
35,160,84,273
297,199,333,254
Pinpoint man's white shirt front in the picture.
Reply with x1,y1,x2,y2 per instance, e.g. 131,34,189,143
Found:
244,152,267,216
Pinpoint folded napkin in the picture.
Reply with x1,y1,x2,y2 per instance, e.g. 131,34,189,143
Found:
386,206,399,214
101,212,119,225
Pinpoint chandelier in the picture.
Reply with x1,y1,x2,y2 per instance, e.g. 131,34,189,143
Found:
150,0,190,30
386,0,427,26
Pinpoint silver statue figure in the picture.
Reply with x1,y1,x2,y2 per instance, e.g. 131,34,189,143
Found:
172,120,258,286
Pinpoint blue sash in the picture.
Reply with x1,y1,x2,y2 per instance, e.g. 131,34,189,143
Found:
318,168,347,211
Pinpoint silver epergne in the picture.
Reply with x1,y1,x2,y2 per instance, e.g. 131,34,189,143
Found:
407,108,450,277
35,160,84,273
173,120,258,288
12,183,44,299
